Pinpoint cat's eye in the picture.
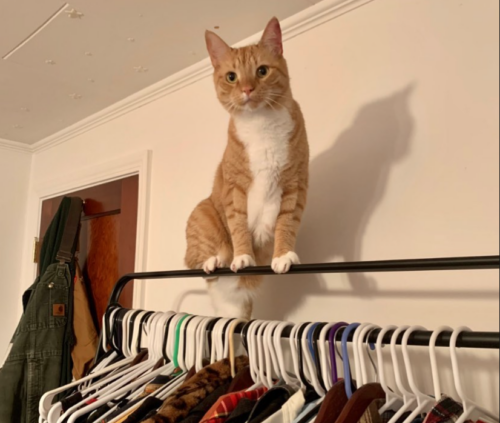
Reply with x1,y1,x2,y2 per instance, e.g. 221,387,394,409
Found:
257,66,269,78
226,72,238,84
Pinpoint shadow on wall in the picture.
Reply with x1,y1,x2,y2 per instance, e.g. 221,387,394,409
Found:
254,85,416,319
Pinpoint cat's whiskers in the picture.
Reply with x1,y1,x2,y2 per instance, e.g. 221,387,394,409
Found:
265,97,282,110
269,92,289,99
264,98,277,112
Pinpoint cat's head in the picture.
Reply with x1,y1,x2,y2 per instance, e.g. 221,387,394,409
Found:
205,18,291,114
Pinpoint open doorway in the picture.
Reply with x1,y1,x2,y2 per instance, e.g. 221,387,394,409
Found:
38,175,139,328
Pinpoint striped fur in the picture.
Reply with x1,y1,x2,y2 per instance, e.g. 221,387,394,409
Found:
185,18,309,318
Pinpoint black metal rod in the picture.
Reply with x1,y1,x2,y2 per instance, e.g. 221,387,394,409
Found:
107,255,499,306
237,324,499,350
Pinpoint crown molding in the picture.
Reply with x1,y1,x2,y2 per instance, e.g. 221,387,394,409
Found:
0,138,33,154
32,0,374,154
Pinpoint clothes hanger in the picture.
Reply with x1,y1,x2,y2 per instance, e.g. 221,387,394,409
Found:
333,323,386,423
262,321,281,387
229,318,248,377
60,311,172,423
329,322,348,385
341,322,361,398
310,322,328,391
258,320,278,388
386,326,417,423
289,323,306,389
428,326,453,403
66,311,188,423
274,321,299,387
42,308,145,422
377,325,404,414
296,322,318,395
318,323,337,390
195,316,215,371
400,326,436,423
451,327,499,423
53,310,163,423
352,323,375,387
185,315,207,371
302,322,326,396
355,324,380,386
248,320,267,388
106,313,196,423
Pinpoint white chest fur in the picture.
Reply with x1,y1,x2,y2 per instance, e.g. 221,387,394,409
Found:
234,108,295,247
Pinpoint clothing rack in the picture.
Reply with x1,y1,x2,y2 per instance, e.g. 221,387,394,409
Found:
103,255,500,352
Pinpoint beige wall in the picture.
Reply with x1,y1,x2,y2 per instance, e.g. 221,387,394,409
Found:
0,148,31,354
13,0,500,411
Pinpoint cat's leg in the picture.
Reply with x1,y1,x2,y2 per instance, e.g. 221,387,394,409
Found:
272,184,307,274
223,186,256,272
185,198,232,274
208,277,255,319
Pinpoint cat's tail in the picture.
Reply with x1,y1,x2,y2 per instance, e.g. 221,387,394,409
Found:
207,275,263,319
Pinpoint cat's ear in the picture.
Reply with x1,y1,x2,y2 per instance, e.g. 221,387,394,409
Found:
205,31,231,67
259,17,283,56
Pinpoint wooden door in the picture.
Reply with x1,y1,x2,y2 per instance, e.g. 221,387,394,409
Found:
39,176,139,328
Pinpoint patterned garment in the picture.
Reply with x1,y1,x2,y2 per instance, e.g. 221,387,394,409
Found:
201,387,268,423
423,396,471,423
142,356,250,423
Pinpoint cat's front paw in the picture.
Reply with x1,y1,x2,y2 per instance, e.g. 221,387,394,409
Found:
203,256,225,274
272,252,300,274
231,254,256,273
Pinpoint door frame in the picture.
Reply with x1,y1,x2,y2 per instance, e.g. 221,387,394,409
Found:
26,150,151,310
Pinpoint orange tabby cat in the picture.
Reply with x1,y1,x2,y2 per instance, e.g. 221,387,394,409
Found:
185,17,309,318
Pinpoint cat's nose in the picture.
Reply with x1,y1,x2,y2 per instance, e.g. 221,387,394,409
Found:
242,86,255,96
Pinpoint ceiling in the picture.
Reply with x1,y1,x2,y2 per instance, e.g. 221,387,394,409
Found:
0,0,320,145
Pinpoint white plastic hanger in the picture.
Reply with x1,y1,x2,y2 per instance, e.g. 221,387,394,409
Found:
247,320,267,389
63,312,177,423
43,308,147,422
400,326,436,423
195,316,214,371
257,320,276,388
428,326,453,402
289,323,306,390
386,326,417,423
106,312,197,423
377,325,404,414
318,323,336,390
451,327,499,423
355,323,380,386
352,323,371,386
274,321,298,387
67,311,188,423
228,318,248,377
262,321,280,386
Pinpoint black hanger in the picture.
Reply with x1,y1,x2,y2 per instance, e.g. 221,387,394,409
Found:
127,309,144,352
162,314,176,362
241,319,256,352
134,311,154,354
312,322,328,391
182,315,197,366
206,317,223,353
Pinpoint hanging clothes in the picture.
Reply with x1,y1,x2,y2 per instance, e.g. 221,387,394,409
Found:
0,197,83,423
142,356,249,422
71,259,99,380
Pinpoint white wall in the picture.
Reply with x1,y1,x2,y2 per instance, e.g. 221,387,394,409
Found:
19,0,500,411
0,148,31,356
